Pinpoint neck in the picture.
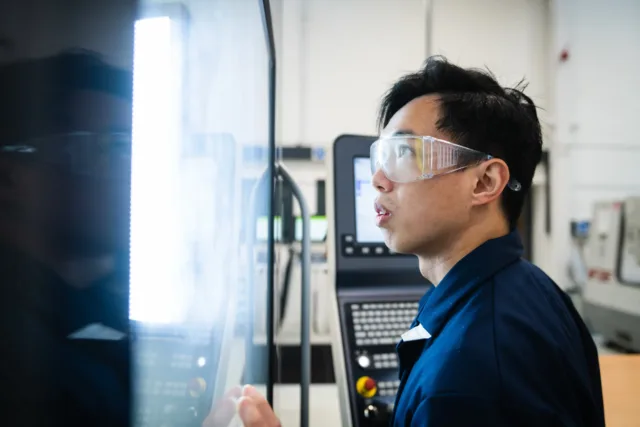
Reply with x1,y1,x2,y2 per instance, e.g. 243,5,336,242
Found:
417,217,510,285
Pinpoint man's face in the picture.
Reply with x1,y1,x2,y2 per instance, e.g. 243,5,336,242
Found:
372,95,478,257
4,89,132,255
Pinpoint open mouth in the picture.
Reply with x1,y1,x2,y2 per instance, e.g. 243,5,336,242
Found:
374,201,392,224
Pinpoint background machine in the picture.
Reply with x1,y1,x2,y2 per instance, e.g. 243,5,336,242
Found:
583,197,640,352
328,135,431,427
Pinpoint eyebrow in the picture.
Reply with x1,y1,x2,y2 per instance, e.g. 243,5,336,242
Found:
391,130,415,136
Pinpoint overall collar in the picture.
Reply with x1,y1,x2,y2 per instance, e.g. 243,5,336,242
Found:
396,230,524,377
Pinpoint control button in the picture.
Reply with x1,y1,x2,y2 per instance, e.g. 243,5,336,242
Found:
361,247,370,255
356,376,377,398
375,247,384,255
357,354,371,368
187,406,199,419
188,377,207,398
345,247,354,255
345,235,354,243
364,404,379,419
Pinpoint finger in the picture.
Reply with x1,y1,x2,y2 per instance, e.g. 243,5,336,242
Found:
202,387,244,427
242,385,263,399
226,385,243,400
237,396,264,427
242,386,274,421
237,397,281,427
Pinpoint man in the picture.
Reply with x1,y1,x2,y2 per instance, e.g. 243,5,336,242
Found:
228,57,605,426
0,51,132,425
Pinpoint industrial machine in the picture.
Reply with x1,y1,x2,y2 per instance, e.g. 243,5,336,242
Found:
583,197,640,352
130,133,241,426
327,135,431,427
129,1,316,426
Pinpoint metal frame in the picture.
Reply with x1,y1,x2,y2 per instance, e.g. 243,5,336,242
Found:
258,0,278,407
276,164,311,427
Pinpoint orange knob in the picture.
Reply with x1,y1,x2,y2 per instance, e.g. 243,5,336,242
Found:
356,376,377,398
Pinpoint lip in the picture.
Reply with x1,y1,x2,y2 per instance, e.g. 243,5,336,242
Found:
374,200,392,227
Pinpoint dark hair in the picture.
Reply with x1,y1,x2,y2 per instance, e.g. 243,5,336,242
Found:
378,56,543,229
0,50,132,142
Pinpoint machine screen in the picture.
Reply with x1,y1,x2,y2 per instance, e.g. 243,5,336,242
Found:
354,157,385,243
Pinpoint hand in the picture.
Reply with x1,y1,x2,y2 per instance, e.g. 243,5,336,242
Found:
202,385,281,427
237,385,281,427
202,386,243,427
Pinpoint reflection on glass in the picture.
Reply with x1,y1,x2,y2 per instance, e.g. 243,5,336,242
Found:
0,1,136,424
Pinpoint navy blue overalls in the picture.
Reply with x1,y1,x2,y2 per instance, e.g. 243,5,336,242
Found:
392,231,605,427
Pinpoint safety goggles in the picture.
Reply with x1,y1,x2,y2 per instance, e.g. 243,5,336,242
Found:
1,131,131,177
370,134,521,191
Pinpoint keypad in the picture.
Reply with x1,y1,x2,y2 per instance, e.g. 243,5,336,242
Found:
372,352,398,369
377,380,401,397
349,302,418,347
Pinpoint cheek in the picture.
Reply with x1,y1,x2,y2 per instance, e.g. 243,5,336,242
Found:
398,180,467,230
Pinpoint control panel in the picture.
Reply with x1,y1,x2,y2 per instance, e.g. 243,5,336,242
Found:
330,134,429,427
339,295,422,427
132,323,222,427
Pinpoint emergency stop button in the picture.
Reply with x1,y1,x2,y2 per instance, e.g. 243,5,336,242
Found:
188,377,207,398
356,376,377,398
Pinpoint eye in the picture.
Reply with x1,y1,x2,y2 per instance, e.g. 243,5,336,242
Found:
396,144,415,158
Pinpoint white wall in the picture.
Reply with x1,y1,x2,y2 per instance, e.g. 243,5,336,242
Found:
276,0,429,146
276,0,550,142
551,0,640,219
548,0,640,286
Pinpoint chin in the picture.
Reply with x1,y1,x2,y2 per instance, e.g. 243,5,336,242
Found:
384,235,414,255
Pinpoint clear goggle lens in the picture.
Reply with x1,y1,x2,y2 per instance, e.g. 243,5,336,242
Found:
370,135,493,182
370,135,522,190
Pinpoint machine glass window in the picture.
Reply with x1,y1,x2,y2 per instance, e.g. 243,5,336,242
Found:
129,1,276,425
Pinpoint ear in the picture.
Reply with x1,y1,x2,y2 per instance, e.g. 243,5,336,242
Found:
470,159,510,207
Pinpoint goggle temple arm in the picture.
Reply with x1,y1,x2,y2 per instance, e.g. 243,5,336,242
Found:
486,155,522,192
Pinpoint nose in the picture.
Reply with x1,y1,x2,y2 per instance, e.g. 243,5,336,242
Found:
371,168,393,193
